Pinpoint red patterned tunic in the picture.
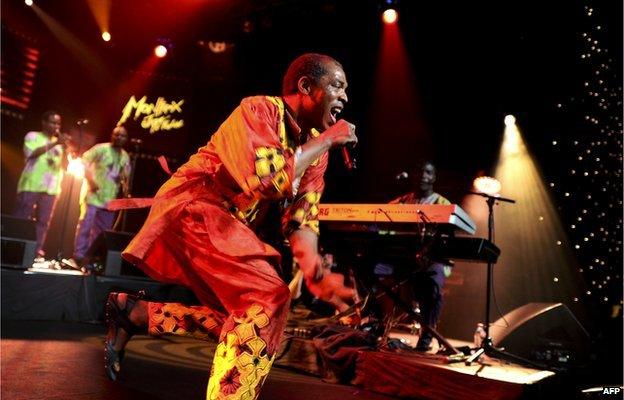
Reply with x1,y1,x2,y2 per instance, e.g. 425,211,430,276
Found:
121,96,327,353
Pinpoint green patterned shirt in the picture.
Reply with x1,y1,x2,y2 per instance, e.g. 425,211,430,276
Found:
82,143,131,208
17,131,64,195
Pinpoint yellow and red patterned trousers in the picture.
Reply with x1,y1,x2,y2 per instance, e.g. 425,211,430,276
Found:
145,300,288,400
130,197,294,399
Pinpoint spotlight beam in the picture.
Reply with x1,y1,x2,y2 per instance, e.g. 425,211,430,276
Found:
86,0,111,38
446,116,587,340
30,5,111,84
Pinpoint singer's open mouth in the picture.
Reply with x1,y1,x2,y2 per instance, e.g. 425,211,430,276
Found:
330,106,342,117
329,106,342,125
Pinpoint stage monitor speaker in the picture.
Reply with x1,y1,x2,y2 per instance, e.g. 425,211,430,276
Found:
1,214,36,269
489,302,590,368
85,230,147,278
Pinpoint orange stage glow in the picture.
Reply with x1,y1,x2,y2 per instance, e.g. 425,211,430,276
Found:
1,141,26,182
382,9,398,24
101,31,111,42
66,155,85,179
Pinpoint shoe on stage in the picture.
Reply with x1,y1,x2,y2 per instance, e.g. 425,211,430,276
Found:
61,257,82,271
104,291,145,381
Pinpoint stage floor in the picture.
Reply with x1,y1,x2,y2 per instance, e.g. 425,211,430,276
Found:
1,320,396,400
1,319,563,400
2,268,616,399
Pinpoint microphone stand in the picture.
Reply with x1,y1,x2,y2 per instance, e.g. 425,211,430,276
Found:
55,121,85,272
120,139,141,232
464,191,547,369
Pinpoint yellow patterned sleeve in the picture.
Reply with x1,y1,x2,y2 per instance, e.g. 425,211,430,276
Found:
282,152,328,237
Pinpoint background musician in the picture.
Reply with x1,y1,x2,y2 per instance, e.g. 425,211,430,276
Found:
389,160,452,352
64,126,131,272
13,110,69,259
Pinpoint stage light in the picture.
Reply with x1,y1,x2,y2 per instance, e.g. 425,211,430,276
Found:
503,115,521,155
101,31,111,42
473,176,501,195
456,108,584,335
504,114,516,127
208,41,228,54
382,8,398,24
154,44,167,58
67,156,85,179
25,0,33,6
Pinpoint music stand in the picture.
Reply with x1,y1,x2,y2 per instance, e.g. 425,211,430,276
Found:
464,191,547,369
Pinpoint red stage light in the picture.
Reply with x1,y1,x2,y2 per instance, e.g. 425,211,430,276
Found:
102,31,111,42
154,45,167,58
382,8,398,24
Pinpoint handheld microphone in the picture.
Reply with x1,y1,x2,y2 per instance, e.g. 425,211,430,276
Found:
341,146,355,171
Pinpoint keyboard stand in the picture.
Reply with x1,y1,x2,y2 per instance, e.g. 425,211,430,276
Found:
331,274,466,360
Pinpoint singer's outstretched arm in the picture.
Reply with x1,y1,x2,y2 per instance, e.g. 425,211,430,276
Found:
294,119,357,178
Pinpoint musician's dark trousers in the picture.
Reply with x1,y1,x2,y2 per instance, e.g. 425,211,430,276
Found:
414,262,446,350
14,191,58,257
73,205,116,260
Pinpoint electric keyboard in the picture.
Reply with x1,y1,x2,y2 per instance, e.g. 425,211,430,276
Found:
318,203,476,235
428,235,500,264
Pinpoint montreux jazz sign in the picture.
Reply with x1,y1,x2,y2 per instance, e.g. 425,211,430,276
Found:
117,95,184,134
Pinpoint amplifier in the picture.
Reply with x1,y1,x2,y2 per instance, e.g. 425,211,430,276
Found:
1,215,36,269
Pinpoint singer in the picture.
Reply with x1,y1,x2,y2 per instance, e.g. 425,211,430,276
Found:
103,53,357,398
13,110,69,259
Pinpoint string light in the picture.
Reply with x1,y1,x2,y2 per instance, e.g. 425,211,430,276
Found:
548,3,623,314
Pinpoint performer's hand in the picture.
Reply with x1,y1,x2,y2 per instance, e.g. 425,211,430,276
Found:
322,119,357,148
338,313,361,327
120,180,130,198
299,253,324,282
305,271,355,313
57,133,71,146
87,177,99,193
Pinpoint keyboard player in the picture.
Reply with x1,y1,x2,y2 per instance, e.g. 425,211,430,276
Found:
387,160,452,352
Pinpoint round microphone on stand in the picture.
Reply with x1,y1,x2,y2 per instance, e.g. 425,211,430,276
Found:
395,171,409,180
